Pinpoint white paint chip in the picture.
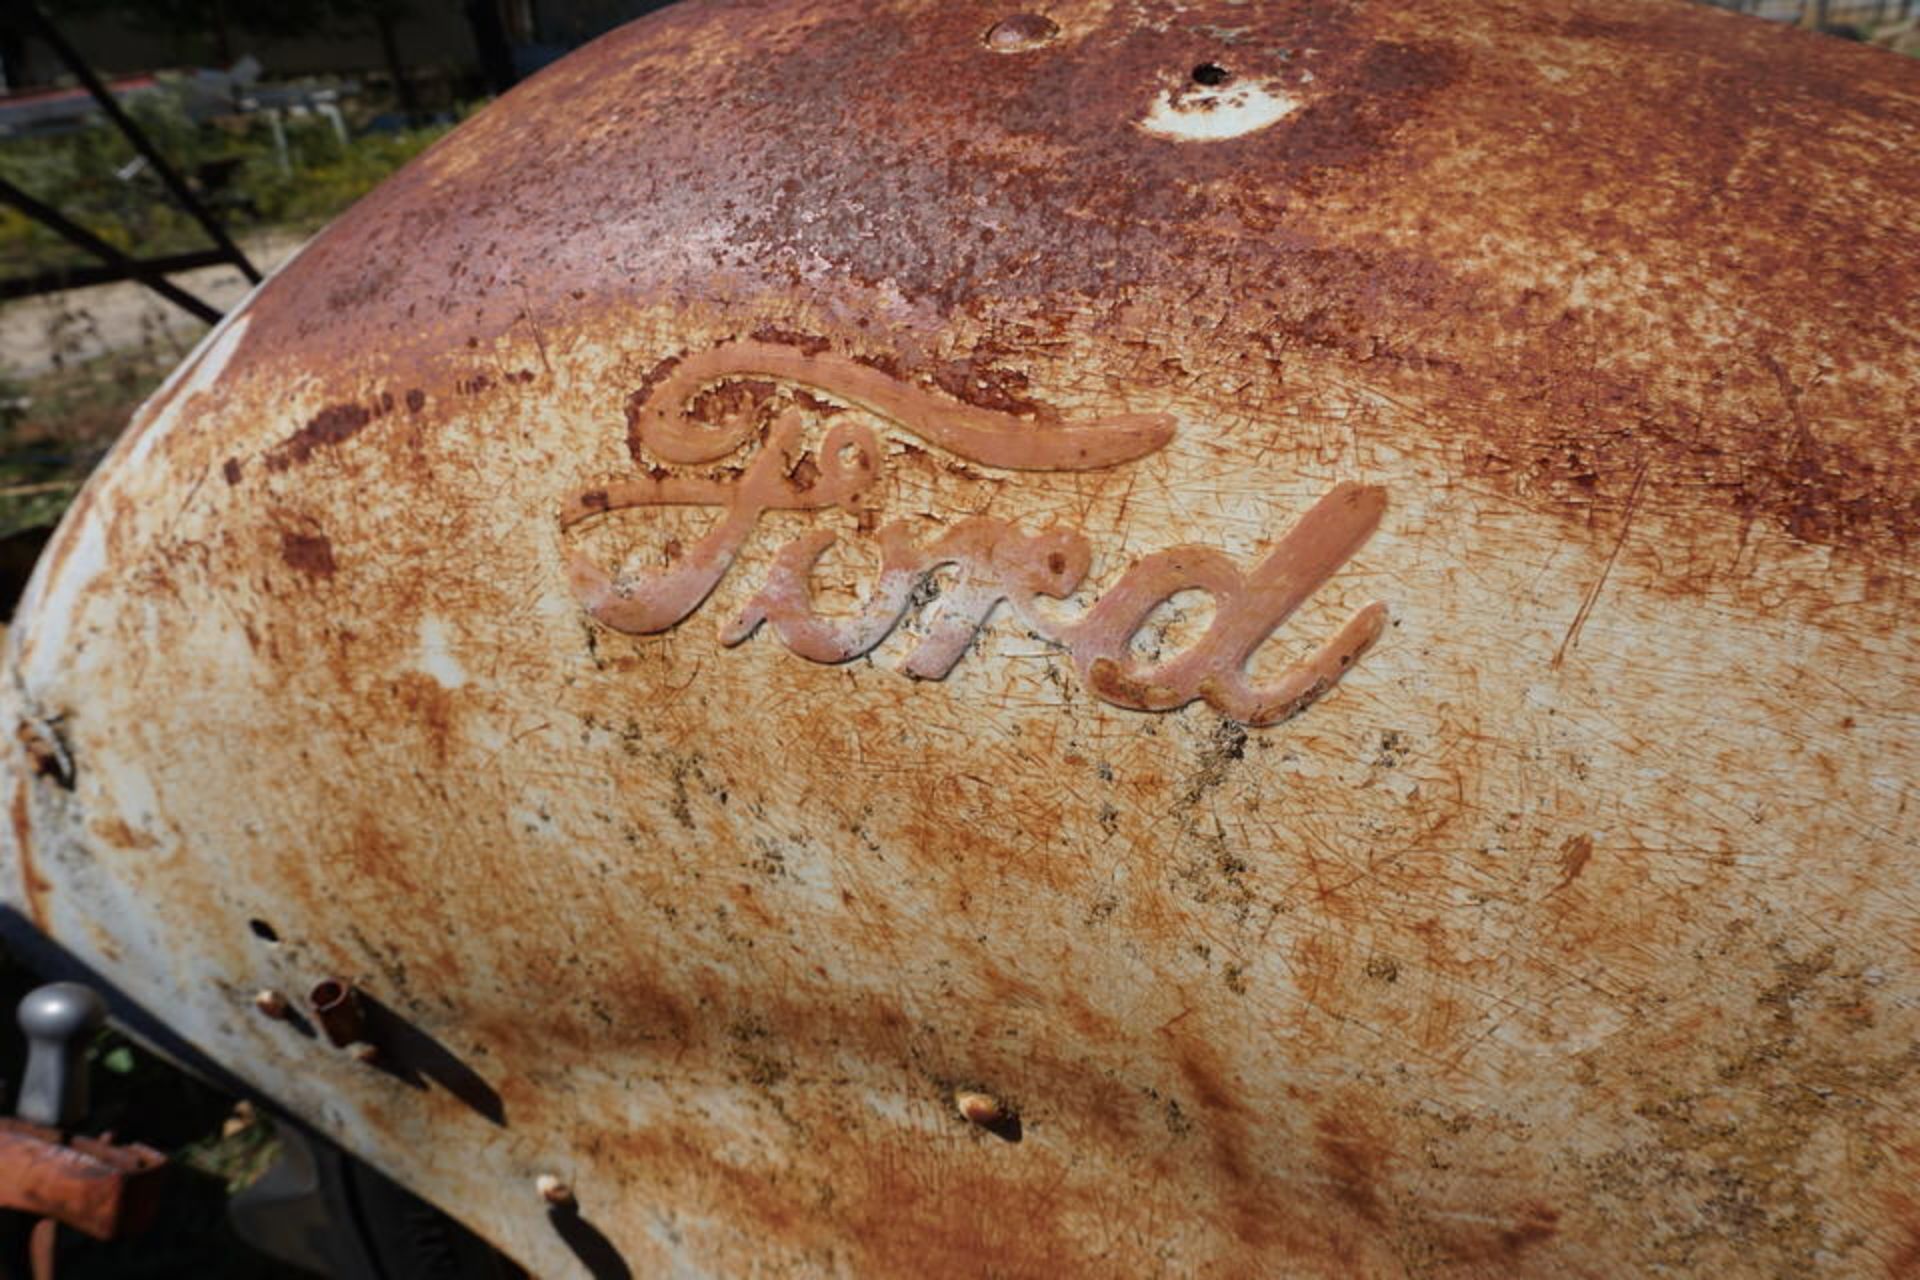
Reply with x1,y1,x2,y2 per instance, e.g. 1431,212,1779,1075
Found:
1139,81,1299,141
417,616,470,688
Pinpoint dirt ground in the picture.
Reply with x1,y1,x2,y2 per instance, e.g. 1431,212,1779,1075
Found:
1,231,309,378
0,232,313,585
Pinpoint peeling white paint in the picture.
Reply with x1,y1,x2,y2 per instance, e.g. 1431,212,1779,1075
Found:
418,615,471,688
16,512,107,691
1138,81,1298,141
122,312,252,471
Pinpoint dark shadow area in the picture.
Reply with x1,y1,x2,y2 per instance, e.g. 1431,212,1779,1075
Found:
976,1111,1023,1143
0,917,287,1278
357,992,506,1127
547,1202,632,1280
279,1006,319,1041
28,1163,283,1280
0,527,52,621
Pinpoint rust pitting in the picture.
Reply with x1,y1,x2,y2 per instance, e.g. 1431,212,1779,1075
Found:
0,1119,167,1242
748,324,830,355
220,0,1912,565
622,354,685,464
266,401,375,471
15,721,74,791
278,530,338,578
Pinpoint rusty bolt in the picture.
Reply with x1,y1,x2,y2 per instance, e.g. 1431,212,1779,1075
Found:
15,720,73,790
955,1089,1006,1126
536,1174,574,1206
253,990,290,1019
984,13,1058,52
308,978,366,1048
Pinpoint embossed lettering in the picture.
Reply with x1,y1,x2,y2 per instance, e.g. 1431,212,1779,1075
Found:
562,342,1386,726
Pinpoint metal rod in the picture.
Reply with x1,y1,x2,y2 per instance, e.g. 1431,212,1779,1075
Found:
0,248,233,302
20,2,261,284
0,177,223,324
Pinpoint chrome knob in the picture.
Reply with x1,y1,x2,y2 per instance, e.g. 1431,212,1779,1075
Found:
16,982,105,1129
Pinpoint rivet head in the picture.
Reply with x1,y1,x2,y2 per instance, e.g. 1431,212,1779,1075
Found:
536,1174,574,1206
253,990,290,1019
955,1089,1005,1125
222,1100,258,1139
984,13,1059,52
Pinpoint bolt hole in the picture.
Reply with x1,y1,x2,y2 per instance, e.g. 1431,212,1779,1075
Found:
1192,62,1231,86
248,918,280,944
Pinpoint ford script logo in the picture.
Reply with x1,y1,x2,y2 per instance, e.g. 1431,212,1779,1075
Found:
562,341,1386,726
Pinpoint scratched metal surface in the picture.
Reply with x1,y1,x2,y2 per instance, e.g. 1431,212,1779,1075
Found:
4,0,1919,1275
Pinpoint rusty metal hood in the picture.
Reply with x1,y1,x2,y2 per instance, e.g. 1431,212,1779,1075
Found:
4,0,1920,1275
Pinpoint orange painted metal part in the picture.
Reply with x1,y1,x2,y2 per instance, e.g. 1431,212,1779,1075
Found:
1,0,1918,1277
0,1120,165,1242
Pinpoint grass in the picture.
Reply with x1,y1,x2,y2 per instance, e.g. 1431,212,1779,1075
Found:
0,88,465,543
0,344,182,540
0,92,459,281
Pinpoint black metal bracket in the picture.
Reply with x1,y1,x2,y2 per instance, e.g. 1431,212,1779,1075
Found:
1,3,261,323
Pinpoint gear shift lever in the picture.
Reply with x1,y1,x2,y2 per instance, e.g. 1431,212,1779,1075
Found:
15,983,105,1130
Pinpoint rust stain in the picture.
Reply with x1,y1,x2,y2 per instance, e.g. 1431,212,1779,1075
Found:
266,401,377,471
1883,1194,1920,1280
9,779,46,930
391,673,454,765
1,1,1915,1277
89,819,156,852
277,530,338,578
1315,1116,1388,1224
1552,459,1647,668
1550,833,1595,896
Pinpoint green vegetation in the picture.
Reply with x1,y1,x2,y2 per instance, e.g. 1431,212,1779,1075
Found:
239,115,454,228
0,92,458,279
0,90,466,545
0,341,178,539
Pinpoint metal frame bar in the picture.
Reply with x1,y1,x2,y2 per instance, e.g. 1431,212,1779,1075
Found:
0,249,234,304
19,2,259,284
0,177,224,324
0,4,262,321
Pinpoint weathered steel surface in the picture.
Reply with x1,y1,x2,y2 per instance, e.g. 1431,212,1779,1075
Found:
4,0,1919,1275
